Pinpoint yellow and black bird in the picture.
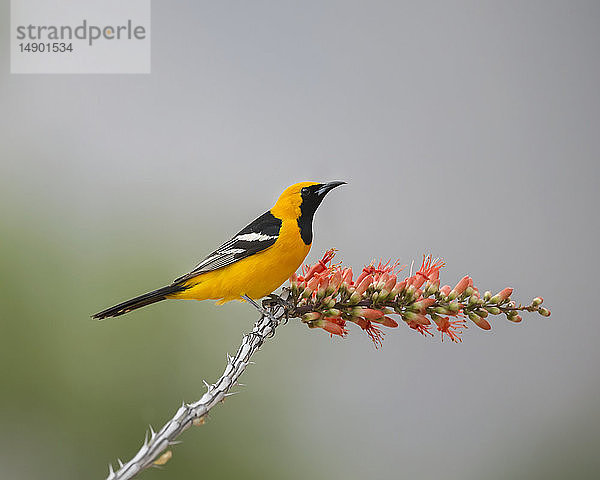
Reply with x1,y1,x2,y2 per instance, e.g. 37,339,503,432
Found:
92,181,345,319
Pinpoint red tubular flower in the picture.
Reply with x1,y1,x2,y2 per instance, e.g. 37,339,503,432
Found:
350,317,369,330
404,312,430,325
323,316,346,327
468,312,491,330
500,287,513,299
357,264,372,282
318,276,330,291
354,270,368,287
383,275,397,292
345,317,385,347
432,316,467,343
329,270,343,290
365,323,385,348
342,267,353,285
409,256,444,288
314,318,347,337
390,280,406,296
303,248,336,282
377,316,398,328
307,276,319,292
491,287,513,303
354,275,374,295
440,285,451,296
354,308,385,321
368,260,399,277
322,322,347,337
408,321,434,337
452,275,471,296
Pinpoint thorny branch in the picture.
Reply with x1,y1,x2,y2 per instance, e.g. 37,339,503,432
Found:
105,294,289,480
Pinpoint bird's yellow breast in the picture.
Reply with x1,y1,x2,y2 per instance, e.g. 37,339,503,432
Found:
169,219,310,304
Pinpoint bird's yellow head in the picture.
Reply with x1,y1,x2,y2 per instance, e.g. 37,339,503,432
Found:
271,181,346,245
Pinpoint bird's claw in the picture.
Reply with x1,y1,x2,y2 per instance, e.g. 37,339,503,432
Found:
262,293,293,312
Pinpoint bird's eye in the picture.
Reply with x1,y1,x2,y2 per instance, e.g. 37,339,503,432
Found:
301,187,308,195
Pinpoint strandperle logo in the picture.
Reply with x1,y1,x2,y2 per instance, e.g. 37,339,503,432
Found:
15,19,147,46
11,0,151,74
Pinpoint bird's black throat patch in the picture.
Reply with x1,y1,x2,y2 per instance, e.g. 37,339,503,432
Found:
297,184,326,245
297,209,314,245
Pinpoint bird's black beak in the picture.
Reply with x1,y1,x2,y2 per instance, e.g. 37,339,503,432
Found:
315,181,346,198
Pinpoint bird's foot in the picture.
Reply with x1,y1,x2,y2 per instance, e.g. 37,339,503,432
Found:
262,293,293,312
243,295,281,338
263,293,294,325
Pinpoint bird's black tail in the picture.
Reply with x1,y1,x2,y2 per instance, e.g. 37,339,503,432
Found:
92,283,187,320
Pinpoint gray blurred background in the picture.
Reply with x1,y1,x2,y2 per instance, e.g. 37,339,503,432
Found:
1,1,599,479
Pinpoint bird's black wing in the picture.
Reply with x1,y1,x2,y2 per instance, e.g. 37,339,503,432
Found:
173,211,282,283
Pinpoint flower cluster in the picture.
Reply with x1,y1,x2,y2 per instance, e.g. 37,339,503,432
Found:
286,249,550,347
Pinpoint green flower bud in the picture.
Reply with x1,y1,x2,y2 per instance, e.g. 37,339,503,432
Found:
506,313,522,323
302,312,321,323
424,281,439,296
349,292,361,305
448,302,460,313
